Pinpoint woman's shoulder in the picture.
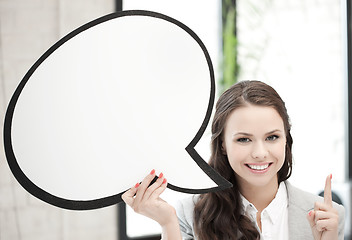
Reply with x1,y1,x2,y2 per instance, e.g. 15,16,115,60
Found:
285,181,322,206
173,195,200,239
285,181,345,230
284,181,344,213
284,180,345,238
174,194,199,223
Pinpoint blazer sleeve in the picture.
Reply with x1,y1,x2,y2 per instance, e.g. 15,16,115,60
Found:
286,181,346,240
335,202,345,240
174,196,197,240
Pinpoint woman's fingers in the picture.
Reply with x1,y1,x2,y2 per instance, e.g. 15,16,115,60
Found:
324,174,333,207
314,201,337,212
307,210,317,228
314,209,339,229
314,210,336,221
315,217,339,232
307,209,339,231
307,174,339,240
121,171,177,228
150,178,168,200
121,182,139,207
123,170,167,209
133,169,157,206
143,173,166,200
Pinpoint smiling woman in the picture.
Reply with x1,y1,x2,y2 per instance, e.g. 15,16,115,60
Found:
122,80,345,240
192,80,293,239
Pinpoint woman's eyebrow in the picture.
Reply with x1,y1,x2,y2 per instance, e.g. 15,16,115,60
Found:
232,129,282,137
232,132,252,137
266,129,282,135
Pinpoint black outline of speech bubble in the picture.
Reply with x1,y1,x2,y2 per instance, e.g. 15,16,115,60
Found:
3,10,232,210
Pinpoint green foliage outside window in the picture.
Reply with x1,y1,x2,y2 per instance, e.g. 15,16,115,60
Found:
220,0,239,93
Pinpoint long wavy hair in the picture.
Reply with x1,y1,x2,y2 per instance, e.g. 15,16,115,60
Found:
193,80,293,239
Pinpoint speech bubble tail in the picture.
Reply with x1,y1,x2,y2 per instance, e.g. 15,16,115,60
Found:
165,146,233,194
166,180,233,195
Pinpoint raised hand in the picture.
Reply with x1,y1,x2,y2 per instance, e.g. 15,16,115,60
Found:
307,174,339,240
121,170,182,240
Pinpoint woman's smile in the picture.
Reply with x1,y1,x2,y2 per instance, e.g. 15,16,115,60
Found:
245,162,273,173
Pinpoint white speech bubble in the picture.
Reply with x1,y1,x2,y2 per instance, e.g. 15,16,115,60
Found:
3,10,231,210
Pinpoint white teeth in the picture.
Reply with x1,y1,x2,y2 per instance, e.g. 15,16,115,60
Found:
247,164,269,170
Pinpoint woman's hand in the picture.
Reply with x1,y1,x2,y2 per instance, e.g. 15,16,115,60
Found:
122,170,182,239
307,174,339,240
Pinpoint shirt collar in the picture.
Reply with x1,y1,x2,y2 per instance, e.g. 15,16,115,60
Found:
240,181,288,224
264,181,288,224
241,192,257,213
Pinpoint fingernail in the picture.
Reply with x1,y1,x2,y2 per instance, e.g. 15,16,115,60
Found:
150,169,155,175
135,182,140,188
162,178,167,184
159,172,163,178
308,210,312,216
330,174,332,180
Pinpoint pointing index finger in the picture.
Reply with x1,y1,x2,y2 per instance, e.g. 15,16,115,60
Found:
324,174,333,207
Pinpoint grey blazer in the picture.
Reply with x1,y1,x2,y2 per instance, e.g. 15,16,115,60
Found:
175,181,345,240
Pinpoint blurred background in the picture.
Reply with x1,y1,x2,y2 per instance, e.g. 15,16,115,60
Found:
0,0,351,239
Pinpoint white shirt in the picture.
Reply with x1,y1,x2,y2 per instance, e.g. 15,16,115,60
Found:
240,182,289,240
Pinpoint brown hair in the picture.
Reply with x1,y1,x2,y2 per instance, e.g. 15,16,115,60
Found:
193,80,293,239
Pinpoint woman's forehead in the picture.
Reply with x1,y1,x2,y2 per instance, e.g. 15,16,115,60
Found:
225,105,285,133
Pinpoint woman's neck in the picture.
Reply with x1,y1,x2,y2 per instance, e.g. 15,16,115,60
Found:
238,178,279,212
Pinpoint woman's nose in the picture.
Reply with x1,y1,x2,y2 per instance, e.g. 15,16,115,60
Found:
251,141,268,160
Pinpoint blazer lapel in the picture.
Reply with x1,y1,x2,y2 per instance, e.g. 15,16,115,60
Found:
285,181,314,240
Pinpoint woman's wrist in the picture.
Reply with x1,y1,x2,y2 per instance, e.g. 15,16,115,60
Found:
161,213,182,240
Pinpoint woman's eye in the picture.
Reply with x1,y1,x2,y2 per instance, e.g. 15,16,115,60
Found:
266,135,279,141
237,138,251,143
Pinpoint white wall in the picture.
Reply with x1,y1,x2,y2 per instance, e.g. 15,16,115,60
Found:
0,1,117,240
122,0,222,237
237,0,350,235
237,0,346,192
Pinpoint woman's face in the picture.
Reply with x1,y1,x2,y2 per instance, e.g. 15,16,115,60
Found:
222,104,286,190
